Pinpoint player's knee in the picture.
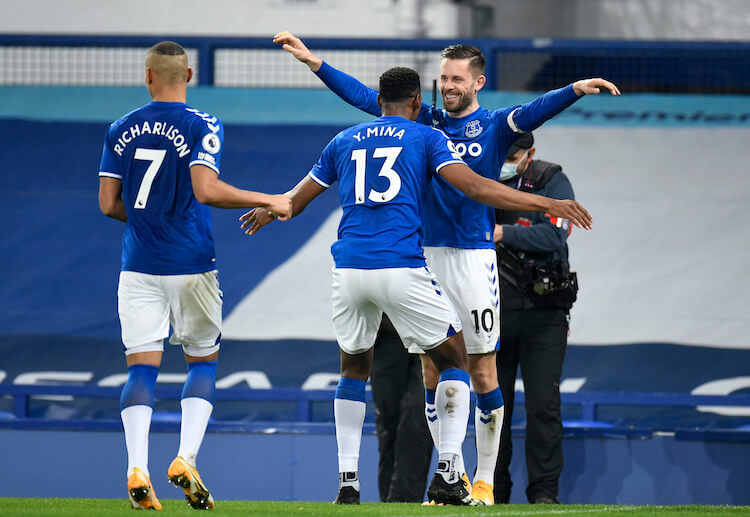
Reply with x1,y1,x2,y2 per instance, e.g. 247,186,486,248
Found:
340,348,372,381
182,342,220,359
469,366,498,393
470,373,494,393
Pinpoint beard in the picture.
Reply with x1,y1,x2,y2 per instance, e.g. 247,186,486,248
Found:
443,91,474,114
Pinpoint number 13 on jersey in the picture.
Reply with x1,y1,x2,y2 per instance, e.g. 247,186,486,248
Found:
351,146,403,204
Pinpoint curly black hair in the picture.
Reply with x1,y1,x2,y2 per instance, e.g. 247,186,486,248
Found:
379,67,421,103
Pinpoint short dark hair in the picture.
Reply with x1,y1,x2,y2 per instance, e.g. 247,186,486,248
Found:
441,44,485,76
148,41,186,56
379,67,421,103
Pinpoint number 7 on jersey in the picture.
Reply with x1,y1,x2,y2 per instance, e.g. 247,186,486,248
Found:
133,148,167,209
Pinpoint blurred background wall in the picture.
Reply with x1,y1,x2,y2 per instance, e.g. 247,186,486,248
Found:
2,0,750,40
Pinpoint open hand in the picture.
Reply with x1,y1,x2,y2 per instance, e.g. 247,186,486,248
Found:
547,199,593,230
240,207,275,235
572,78,621,96
273,31,322,71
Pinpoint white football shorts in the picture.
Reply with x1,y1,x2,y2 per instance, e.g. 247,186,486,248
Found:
118,270,223,357
331,266,462,355
407,247,500,355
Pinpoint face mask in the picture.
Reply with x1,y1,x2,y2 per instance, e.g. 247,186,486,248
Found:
500,150,528,181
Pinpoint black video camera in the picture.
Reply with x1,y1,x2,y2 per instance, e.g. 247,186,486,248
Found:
496,243,578,308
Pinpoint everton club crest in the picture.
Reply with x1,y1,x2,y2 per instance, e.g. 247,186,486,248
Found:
465,119,483,138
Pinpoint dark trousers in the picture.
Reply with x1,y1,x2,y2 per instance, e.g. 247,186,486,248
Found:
493,308,568,503
370,322,433,502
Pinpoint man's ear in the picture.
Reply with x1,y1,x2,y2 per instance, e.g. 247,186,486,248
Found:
475,74,486,92
413,92,422,110
377,92,383,110
186,67,194,84
527,147,536,161
145,68,153,85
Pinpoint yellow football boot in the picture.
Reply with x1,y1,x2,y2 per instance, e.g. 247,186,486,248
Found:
168,456,215,510
127,467,162,510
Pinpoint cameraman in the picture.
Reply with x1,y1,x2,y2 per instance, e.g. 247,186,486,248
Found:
492,132,577,505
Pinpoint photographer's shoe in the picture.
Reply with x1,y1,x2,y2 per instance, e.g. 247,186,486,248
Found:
333,472,360,504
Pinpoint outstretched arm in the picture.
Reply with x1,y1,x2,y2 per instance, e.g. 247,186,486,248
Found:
511,78,621,133
497,172,576,252
439,163,592,229
240,176,326,235
273,31,383,117
273,31,322,72
190,165,292,219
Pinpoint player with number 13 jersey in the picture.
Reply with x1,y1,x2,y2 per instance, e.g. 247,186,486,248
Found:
310,117,464,271
271,32,619,504
239,66,594,505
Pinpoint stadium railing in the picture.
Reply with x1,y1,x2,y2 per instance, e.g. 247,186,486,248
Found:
1,34,749,93
2,384,749,441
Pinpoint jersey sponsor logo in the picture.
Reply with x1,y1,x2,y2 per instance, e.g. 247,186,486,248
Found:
452,141,483,158
202,133,221,154
465,119,483,138
446,141,463,160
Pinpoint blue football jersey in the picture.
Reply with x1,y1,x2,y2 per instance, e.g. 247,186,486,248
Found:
308,115,464,269
98,101,224,275
417,106,517,248
314,62,580,249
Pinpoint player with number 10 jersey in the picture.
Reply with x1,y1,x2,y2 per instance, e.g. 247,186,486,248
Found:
239,66,593,505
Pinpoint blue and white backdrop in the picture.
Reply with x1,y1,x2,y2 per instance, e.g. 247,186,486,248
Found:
1,87,749,428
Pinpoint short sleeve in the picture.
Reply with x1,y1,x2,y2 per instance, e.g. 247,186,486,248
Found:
308,139,337,188
98,126,122,180
424,128,465,175
189,116,224,174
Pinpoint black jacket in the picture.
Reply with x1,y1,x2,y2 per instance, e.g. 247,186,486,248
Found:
495,159,575,310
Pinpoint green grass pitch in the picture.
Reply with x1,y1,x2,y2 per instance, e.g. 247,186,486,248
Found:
1,499,749,516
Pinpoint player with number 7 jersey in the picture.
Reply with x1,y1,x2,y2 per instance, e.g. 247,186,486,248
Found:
99,102,227,274
98,41,292,511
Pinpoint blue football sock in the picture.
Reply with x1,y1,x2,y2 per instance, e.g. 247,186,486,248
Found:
476,387,504,412
120,364,159,410
181,361,218,404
